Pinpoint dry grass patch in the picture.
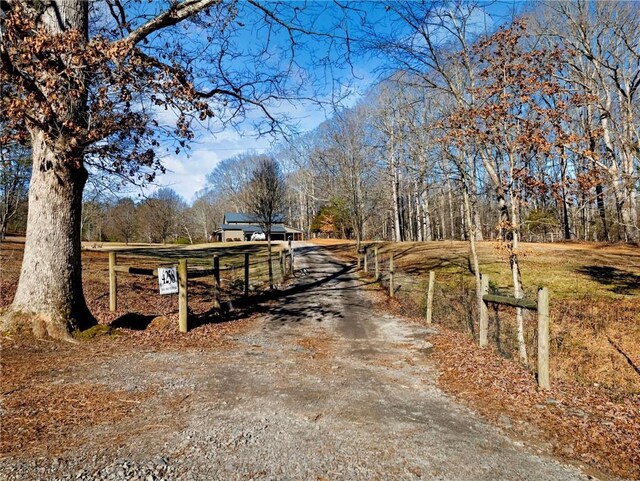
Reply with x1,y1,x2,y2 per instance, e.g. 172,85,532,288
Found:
313,239,640,395
365,286,640,480
431,329,640,480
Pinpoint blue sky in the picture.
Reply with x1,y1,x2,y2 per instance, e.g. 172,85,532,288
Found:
144,1,524,203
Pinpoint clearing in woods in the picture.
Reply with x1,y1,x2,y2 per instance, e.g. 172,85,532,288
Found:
0,240,638,480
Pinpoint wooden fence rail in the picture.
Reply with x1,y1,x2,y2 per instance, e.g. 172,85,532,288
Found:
107,248,293,333
355,248,550,390
480,273,550,389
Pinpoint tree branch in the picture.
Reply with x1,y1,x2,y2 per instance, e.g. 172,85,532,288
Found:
123,0,220,47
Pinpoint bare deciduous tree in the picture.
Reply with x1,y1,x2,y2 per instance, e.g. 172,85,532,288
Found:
536,0,640,243
1,0,356,338
315,105,384,250
0,135,30,239
247,157,286,289
138,188,185,244
106,198,137,245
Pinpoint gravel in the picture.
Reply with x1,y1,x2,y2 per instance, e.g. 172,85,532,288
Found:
0,244,605,481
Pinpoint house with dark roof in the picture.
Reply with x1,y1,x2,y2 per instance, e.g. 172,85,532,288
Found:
214,213,304,242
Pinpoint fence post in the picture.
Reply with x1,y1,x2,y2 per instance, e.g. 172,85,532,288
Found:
282,251,291,277
479,274,489,347
109,251,117,311
363,247,368,274
426,270,435,324
537,287,550,389
244,253,250,297
374,247,379,281
289,244,294,275
213,255,220,309
178,259,188,333
279,250,284,278
389,253,395,298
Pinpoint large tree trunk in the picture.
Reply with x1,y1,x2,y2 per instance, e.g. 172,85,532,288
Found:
586,112,610,241
470,162,483,241
3,129,95,338
560,153,572,240
415,182,423,242
423,189,432,241
1,0,96,339
439,191,447,240
594,182,609,241
447,179,455,240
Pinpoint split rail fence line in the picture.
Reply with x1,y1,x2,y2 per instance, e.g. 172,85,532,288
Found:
108,248,294,333
357,246,551,390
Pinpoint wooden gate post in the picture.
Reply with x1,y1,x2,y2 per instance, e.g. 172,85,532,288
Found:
537,287,550,389
374,247,379,281
284,252,289,277
178,259,188,333
279,250,284,278
363,247,368,274
426,270,435,324
479,274,489,347
212,255,220,309
244,253,250,297
109,251,117,311
289,246,294,275
389,253,395,298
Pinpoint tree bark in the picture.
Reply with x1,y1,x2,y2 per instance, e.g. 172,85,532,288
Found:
462,187,481,338
439,190,447,240
2,0,96,339
447,179,455,240
470,161,483,241
423,189,432,241
509,192,528,366
560,152,572,240
391,135,402,242
3,129,95,338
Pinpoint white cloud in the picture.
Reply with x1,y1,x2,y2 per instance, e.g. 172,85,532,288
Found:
149,132,272,202
147,63,378,203
149,147,219,202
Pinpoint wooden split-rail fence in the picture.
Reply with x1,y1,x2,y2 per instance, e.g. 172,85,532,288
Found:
357,246,551,390
108,248,294,333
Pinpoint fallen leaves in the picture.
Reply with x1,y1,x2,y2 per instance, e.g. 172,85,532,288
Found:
361,270,640,480
0,378,152,457
0,242,259,459
430,328,640,480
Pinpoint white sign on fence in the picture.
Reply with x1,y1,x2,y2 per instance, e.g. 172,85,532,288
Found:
158,266,179,295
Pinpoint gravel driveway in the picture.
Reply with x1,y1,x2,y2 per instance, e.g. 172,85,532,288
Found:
1,244,597,481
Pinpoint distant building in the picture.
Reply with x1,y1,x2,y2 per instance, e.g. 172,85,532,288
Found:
214,213,304,242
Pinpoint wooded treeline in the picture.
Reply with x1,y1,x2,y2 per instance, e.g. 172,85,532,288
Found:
3,1,638,247
276,1,639,245
78,187,220,244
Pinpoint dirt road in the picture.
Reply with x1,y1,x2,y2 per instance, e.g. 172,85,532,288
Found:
1,244,598,481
